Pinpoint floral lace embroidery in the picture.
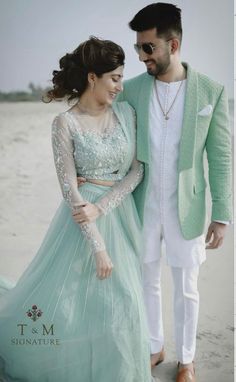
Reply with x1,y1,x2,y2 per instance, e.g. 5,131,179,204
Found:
52,115,105,254
51,102,143,254
95,162,144,215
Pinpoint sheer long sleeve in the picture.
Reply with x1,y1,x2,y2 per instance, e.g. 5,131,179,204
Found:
94,104,144,215
95,158,144,215
51,114,106,254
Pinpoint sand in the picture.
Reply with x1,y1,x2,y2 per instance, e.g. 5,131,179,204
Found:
0,101,234,381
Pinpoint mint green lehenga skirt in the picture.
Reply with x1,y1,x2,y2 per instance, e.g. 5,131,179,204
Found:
0,183,151,382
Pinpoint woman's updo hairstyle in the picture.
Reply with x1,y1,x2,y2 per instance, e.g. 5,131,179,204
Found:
45,36,125,102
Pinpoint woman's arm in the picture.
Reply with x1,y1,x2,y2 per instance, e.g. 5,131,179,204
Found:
51,113,106,255
94,104,144,215
95,158,144,215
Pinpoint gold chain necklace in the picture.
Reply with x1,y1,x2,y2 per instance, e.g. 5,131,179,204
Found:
155,80,183,120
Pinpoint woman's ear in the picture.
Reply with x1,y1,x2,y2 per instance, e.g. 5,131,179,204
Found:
87,72,96,90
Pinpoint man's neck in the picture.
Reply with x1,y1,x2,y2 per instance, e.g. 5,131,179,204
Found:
156,62,186,83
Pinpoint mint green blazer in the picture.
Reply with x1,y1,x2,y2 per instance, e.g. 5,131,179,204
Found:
117,63,232,239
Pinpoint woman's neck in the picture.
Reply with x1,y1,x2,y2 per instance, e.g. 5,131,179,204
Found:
77,93,109,116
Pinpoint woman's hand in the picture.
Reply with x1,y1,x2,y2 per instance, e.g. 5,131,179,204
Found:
95,250,114,280
72,203,101,224
77,176,86,187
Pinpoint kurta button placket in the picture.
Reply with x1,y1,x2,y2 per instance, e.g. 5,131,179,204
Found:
143,79,206,267
159,83,169,225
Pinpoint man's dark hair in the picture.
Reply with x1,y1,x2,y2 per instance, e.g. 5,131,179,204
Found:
129,3,182,42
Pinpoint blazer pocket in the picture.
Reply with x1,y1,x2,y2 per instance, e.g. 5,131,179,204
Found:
197,104,213,117
193,178,207,194
196,111,212,131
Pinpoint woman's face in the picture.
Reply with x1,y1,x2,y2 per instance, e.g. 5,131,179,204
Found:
92,66,124,105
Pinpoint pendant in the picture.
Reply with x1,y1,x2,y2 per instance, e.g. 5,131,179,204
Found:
165,115,169,120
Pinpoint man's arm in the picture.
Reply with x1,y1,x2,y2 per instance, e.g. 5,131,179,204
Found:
205,86,232,248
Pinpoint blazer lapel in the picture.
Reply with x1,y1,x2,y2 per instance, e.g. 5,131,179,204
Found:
178,63,198,172
136,73,154,164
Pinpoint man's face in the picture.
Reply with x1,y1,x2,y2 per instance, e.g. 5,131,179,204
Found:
136,28,171,77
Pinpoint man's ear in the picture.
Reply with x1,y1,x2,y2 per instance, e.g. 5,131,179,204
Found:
170,38,180,54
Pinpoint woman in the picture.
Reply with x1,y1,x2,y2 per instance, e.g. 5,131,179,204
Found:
0,37,152,382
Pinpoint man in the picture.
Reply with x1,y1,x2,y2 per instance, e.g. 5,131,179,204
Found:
117,3,232,382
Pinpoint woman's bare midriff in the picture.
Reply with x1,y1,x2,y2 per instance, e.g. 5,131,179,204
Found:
86,178,115,187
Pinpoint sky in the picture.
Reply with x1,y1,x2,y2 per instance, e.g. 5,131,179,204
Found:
0,0,234,98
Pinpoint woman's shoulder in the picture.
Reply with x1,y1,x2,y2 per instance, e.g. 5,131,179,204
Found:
52,109,76,127
51,111,73,137
113,100,135,118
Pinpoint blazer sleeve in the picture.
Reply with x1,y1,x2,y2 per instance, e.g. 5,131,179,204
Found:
205,86,233,221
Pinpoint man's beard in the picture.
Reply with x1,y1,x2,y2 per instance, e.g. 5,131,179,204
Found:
146,53,171,77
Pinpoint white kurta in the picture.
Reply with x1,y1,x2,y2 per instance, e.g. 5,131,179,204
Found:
143,79,206,267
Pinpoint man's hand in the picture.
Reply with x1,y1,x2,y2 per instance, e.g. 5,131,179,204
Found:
72,202,101,224
205,222,227,249
77,176,86,187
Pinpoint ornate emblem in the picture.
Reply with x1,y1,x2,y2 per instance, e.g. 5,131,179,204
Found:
26,305,43,322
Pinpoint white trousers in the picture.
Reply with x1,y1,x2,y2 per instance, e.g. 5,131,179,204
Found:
143,259,199,364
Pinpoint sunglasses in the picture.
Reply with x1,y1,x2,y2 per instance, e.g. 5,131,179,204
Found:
134,43,156,55
134,39,173,55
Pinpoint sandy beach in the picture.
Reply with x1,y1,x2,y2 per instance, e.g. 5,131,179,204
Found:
0,101,234,381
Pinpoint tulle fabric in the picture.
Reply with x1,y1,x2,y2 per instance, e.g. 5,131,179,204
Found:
0,183,151,382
